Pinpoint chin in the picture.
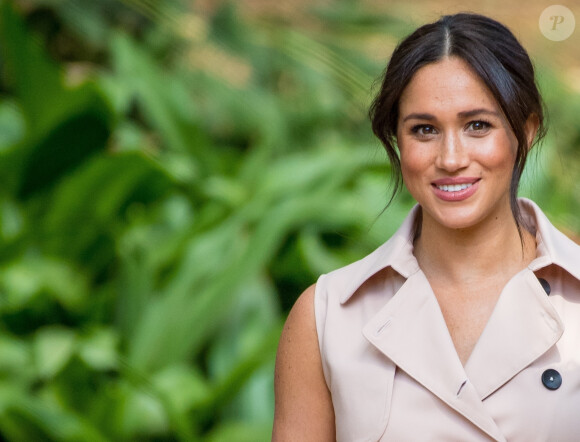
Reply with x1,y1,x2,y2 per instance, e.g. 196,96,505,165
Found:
426,205,486,231
443,219,480,231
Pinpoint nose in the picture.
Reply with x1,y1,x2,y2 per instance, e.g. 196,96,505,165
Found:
435,132,469,172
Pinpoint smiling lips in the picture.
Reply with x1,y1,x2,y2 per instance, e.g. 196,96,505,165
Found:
431,177,480,202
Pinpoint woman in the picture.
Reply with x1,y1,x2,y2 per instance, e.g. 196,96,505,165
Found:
273,12,580,442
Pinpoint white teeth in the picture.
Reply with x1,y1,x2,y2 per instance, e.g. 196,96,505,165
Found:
437,183,473,192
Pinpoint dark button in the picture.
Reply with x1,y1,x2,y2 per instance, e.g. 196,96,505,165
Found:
538,278,551,295
542,369,562,390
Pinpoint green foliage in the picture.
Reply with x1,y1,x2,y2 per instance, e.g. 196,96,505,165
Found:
0,0,578,440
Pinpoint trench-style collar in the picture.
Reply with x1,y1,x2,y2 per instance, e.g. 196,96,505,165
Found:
335,204,422,304
338,198,580,304
343,198,576,441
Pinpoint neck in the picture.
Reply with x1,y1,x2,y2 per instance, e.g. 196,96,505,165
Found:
413,206,536,285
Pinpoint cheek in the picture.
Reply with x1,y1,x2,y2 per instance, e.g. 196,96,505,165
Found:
474,135,517,171
400,145,432,182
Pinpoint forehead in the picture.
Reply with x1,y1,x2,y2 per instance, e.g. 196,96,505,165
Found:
398,57,499,115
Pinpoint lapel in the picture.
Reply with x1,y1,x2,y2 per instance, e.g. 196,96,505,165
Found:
362,270,507,441
464,268,564,399
352,199,574,441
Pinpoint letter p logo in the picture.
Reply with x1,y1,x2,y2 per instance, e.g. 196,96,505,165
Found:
540,5,575,41
550,15,565,30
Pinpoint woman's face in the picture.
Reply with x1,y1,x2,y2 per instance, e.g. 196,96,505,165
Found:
396,56,530,232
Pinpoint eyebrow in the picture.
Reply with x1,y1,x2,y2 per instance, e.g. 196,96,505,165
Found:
401,108,500,122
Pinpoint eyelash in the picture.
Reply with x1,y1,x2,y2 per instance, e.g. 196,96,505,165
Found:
466,120,492,132
410,120,492,136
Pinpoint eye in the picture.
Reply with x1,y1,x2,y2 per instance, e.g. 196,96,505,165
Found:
466,120,491,132
411,124,438,137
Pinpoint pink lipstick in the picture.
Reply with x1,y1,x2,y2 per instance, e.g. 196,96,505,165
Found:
431,177,480,202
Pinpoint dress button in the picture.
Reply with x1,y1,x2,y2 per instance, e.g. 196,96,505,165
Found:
538,278,551,295
542,369,562,390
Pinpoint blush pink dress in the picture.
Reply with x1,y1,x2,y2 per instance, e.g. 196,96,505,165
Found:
315,198,580,441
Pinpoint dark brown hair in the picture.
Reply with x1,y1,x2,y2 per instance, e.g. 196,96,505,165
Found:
369,12,546,233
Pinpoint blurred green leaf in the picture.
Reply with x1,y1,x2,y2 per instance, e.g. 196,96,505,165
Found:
0,101,25,150
109,32,208,167
33,326,76,380
17,100,112,199
0,385,108,442
0,195,24,243
78,327,119,371
152,364,211,414
0,334,31,377
0,254,88,312
0,2,115,199
0,0,64,134
204,421,272,442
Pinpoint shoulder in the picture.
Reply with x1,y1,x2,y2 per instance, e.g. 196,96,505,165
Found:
273,284,335,441
289,284,317,322
277,285,318,360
